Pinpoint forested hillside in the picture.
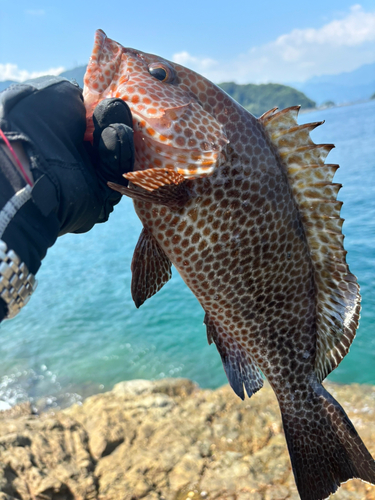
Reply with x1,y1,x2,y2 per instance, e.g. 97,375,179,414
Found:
219,82,316,116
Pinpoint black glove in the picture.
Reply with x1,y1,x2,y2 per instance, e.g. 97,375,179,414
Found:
0,76,134,321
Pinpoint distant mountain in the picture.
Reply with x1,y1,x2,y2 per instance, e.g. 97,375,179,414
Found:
0,80,16,92
2,61,374,108
219,82,315,116
0,67,315,117
57,68,317,115
59,65,86,88
0,66,86,93
292,62,375,106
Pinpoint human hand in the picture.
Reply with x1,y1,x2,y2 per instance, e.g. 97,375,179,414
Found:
0,76,134,320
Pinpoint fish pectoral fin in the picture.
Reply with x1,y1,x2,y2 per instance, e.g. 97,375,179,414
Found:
124,168,185,191
204,313,263,400
108,168,191,210
131,227,172,308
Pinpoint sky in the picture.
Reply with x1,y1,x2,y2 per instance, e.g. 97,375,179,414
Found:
0,1,374,84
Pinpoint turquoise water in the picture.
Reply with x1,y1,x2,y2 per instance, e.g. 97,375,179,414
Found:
0,100,374,410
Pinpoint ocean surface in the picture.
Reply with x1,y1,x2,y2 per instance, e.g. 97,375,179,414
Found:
1,99,374,411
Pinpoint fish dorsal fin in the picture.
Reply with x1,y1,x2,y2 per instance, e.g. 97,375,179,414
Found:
259,106,361,382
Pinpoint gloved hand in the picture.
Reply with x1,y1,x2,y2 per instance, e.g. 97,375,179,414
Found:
0,76,134,321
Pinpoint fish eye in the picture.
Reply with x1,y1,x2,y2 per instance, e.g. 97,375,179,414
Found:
149,62,175,83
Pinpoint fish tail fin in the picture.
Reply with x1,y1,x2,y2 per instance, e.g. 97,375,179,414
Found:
280,382,375,500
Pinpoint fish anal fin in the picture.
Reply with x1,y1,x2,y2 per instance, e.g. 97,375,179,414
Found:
204,312,215,345
131,227,172,308
108,169,191,210
260,106,361,382
204,313,263,400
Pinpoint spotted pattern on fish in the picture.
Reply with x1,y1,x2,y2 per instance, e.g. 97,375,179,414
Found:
84,29,228,179
83,30,375,500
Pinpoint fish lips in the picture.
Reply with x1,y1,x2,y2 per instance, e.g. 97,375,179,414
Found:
83,29,127,141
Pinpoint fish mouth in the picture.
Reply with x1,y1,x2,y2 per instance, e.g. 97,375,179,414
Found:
83,30,131,141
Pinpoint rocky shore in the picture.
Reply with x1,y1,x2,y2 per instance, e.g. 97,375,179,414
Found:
0,378,374,500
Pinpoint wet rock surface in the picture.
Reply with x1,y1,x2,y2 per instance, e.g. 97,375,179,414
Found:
0,378,374,500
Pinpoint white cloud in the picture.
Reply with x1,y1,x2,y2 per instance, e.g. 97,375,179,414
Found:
172,4,375,84
172,51,218,72
275,4,375,50
0,64,65,82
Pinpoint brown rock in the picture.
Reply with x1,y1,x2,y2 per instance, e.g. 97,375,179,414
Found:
0,378,374,499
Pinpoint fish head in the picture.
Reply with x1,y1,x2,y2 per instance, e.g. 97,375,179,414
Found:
83,29,229,178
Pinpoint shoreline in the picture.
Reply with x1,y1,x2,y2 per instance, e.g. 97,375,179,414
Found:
299,96,375,113
1,375,375,416
0,378,375,499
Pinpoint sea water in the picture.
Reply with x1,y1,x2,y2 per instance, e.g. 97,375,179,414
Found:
0,99,374,410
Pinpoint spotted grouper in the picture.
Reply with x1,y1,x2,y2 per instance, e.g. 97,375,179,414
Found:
83,29,375,500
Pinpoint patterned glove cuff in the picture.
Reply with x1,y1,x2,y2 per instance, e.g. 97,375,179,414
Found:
0,240,37,319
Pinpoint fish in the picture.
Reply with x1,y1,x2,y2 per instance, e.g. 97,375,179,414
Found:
83,29,375,500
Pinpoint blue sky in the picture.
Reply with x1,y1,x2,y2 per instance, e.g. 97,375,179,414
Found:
0,1,374,84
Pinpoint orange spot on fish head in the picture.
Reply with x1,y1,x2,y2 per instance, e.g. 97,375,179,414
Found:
146,127,156,137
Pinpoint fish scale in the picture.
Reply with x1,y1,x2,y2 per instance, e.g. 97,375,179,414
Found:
83,29,375,500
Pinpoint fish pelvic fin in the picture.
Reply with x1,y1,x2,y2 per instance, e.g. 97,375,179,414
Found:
204,313,263,400
131,227,172,308
280,380,375,500
259,106,361,383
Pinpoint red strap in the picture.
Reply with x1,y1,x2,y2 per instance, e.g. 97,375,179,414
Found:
0,129,34,187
